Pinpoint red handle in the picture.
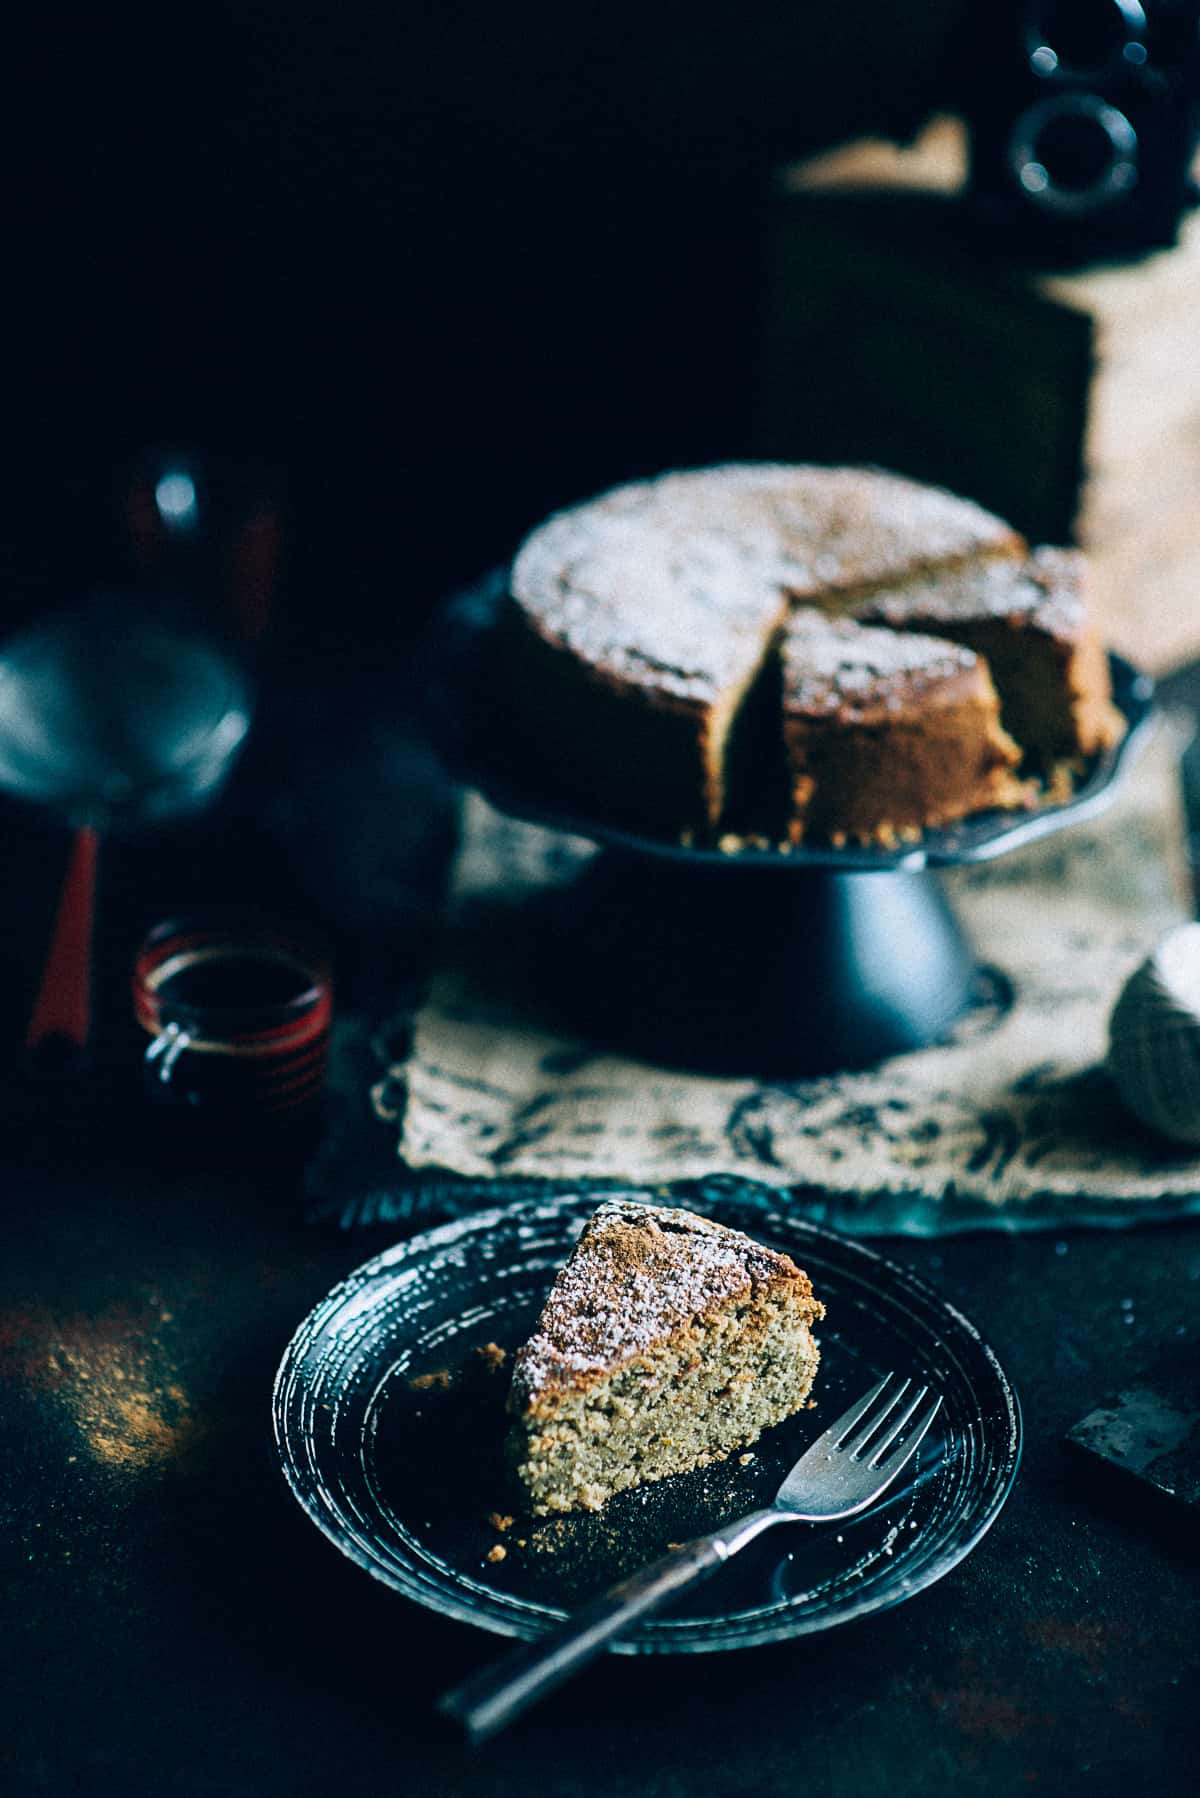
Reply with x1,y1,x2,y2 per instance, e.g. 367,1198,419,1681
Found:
25,826,100,1066
227,502,282,646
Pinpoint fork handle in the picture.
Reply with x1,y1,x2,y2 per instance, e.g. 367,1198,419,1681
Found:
438,1508,780,1743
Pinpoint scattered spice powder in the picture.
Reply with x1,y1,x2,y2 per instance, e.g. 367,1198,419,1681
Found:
408,1368,453,1392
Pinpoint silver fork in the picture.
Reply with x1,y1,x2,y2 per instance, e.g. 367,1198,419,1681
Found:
439,1371,942,1742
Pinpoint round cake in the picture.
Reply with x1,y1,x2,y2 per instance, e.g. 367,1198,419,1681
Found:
503,463,1124,846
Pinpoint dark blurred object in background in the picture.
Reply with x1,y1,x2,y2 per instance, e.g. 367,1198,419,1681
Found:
3,3,969,656
765,115,1200,673
964,0,1200,259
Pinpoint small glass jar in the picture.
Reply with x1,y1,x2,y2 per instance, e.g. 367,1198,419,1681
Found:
133,915,333,1141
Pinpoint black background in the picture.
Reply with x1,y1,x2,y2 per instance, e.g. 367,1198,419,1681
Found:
4,2,966,650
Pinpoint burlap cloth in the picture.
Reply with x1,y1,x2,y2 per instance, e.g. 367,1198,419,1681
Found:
373,721,1200,1233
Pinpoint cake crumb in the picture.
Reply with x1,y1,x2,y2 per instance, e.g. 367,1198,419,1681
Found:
807,1399,818,1409
488,1513,515,1533
515,1539,527,1549
409,1368,453,1392
1045,761,1078,804
486,1544,507,1564
738,1453,755,1466
474,1342,508,1374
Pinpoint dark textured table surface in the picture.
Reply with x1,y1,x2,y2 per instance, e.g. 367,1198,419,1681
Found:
4,1139,1197,1798
3,667,1199,1797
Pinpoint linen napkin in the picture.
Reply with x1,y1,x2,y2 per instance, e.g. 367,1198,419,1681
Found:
371,720,1200,1233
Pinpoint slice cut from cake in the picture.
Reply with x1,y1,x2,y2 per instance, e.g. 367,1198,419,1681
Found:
506,1199,824,1516
782,610,1028,847
856,548,1126,780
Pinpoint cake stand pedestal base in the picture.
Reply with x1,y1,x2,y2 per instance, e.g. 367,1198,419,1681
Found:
431,579,1152,1078
554,854,974,1077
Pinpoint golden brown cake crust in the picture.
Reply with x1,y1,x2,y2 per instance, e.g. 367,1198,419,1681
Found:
855,548,1126,765
781,612,1027,846
503,463,1120,847
498,587,788,833
508,1199,822,1413
504,463,1026,838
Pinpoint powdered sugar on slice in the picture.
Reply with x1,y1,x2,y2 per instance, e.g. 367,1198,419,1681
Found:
509,1199,820,1405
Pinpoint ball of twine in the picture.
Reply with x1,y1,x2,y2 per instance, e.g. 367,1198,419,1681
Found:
1108,923,1200,1145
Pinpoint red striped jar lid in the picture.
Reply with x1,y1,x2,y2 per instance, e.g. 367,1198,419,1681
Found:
133,915,333,1123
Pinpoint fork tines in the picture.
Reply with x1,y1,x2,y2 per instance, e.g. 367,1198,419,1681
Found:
828,1372,943,1467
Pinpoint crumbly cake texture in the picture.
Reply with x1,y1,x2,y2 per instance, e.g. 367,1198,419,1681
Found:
506,1199,824,1516
782,611,1027,847
856,548,1126,771
503,464,1124,846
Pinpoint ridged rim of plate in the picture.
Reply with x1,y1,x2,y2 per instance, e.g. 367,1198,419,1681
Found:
272,1194,1022,1653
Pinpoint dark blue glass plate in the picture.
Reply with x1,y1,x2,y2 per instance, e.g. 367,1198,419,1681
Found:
273,1191,1021,1652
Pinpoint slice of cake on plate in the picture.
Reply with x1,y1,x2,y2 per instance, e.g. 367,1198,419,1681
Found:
506,1199,824,1516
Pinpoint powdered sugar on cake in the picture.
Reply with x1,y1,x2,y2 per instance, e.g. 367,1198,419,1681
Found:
508,1199,819,1403
510,463,1020,701
784,610,979,716
861,547,1088,641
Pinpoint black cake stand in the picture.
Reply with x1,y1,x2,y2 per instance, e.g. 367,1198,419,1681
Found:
425,573,1156,1076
